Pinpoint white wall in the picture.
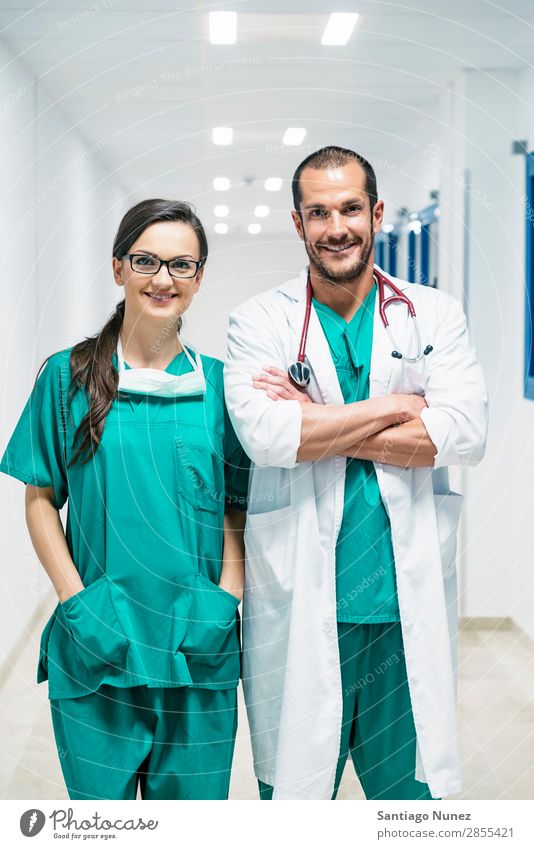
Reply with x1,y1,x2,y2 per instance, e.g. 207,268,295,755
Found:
185,232,303,359
0,38,126,665
380,146,440,226
507,66,534,641
34,95,126,360
0,40,41,669
438,67,534,640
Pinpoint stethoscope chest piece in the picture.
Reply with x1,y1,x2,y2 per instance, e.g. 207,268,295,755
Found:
288,360,311,388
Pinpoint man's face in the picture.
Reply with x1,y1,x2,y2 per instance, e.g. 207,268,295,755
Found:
291,161,384,285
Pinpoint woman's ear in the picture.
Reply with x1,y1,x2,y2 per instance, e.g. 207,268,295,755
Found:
192,267,204,293
112,256,124,287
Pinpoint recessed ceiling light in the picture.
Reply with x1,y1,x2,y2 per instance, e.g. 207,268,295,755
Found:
214,205,229,217
214,222,228,234
212,127,233,145
282,127,306,146
321,13,359,46
254,205,270,218
209,11,237,45
213,177,231,191
248,223,262,235
265,177,283,191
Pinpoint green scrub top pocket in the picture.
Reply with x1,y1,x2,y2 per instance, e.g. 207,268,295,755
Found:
174,438,222,514
61,575,130,678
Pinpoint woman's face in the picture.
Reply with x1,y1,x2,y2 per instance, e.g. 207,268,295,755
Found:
112,220,204,322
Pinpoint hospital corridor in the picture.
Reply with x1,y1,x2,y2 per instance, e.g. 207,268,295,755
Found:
1,0,534,806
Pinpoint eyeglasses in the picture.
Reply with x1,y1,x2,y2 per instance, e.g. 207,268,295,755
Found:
122,253,204,279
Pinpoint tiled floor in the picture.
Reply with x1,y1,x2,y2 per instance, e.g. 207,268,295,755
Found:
1,603,532,800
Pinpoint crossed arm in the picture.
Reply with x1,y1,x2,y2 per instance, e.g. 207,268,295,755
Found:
252,366,437,468
226,294,487,472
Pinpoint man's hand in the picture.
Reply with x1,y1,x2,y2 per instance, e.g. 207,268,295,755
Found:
252,366,313,403
251,365,430,463
394,393,428,423
251,365,428,424
345,418,437,468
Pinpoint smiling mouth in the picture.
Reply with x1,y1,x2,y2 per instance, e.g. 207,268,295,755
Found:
317,242,357,254
144,292,178,301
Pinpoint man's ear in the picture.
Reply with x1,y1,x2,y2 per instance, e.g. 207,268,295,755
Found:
372,199,385,235
291,210,305,242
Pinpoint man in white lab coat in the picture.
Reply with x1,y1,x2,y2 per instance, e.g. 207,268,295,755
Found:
224,146,488,800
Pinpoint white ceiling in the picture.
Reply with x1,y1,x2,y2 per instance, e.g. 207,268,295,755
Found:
2,0,534,234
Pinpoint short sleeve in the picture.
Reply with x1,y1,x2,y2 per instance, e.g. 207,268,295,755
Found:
0,353,69,509
223,403,250,511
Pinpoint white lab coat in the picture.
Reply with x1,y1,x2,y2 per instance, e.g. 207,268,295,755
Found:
224,266,488,800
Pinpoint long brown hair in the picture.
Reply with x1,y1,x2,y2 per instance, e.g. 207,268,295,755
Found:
62,199,208,466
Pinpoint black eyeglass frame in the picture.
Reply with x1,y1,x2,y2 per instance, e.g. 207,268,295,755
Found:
121,253,205,279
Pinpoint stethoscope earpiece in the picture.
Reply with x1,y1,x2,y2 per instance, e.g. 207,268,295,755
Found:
391,346,433,361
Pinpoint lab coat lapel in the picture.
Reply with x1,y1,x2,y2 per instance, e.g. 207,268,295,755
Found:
281,272,344,406
369,291,394,395
369,271,412,397
304,307,344,405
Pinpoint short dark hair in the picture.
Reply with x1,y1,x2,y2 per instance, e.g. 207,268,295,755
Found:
292,146,378,214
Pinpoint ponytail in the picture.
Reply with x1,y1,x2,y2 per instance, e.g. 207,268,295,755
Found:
67,300,125,466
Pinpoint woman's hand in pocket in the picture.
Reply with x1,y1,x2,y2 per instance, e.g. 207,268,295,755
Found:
218,576,243,602
220,509,246,601
25,484,85,604
59,580,85,604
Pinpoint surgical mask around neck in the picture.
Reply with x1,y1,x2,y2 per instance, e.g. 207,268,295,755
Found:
116,335,206,398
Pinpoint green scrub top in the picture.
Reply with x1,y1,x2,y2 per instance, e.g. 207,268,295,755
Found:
0,347,250,699
313,285,400,623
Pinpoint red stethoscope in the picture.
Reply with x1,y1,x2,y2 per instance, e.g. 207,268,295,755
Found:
288,266,433,388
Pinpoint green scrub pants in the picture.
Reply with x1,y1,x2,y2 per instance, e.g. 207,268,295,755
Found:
259,621,434,800
50,685,237,800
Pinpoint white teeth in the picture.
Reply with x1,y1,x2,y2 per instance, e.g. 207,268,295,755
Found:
322,243,355,252
147,293,174,300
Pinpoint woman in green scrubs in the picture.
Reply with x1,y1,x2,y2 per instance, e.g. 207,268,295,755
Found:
0,199,250,800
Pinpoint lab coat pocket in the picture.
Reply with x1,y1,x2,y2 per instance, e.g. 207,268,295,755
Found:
182,573,240,681
175,438,221,513
398,358,427,395
245,504,296,599
61,575,130,676
434,492,464,577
